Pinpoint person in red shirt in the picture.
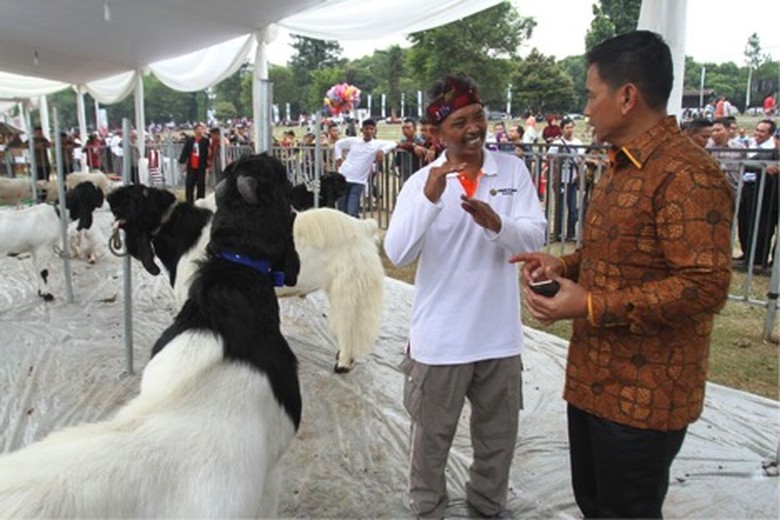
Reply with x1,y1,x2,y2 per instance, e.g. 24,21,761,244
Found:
178,123,210,204
763,94,776,116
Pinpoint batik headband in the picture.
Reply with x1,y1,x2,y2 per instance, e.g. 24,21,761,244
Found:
425,77,482,125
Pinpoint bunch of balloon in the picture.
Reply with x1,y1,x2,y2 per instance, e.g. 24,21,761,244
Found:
323,83,361,116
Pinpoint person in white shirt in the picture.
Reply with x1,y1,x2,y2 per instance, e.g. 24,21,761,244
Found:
333,119,395,217
548,118,584,241
109,131,124,175
384,75,546,519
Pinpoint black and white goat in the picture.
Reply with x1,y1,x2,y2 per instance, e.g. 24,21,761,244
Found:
108,181,384,374
0,182,104,300
0,153,302,517
65,181,107,263
289,171,347,211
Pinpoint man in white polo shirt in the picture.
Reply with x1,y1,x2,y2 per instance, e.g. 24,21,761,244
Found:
334,118,396,217
384,75,547,518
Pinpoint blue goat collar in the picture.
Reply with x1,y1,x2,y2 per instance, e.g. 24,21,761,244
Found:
216,251,285,287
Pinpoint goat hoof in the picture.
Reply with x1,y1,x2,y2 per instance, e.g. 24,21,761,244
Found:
40,292,54,302
333,363,351,374
333,352,354,374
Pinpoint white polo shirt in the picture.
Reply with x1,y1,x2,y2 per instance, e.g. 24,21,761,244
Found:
334,137,396,185
384,149,547,365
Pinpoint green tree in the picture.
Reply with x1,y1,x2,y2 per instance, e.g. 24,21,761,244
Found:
512,49,576,115
289,36,343,113
558,55,588,111
585,0,641,51
213,63,251,118
371,45,406,116
142,75,204,126
744,32,771,107
268,64,297,121
406,1,535,109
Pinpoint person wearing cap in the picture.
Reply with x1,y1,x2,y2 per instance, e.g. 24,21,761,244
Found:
510,31,733,518
384,74,546,518
333,118,395,217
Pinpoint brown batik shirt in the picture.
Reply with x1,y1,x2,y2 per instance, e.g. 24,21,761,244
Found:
560,116,734,432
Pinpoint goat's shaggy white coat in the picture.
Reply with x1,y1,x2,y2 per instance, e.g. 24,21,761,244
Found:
0,331,295,517
0,204,61,300
176,197,384,371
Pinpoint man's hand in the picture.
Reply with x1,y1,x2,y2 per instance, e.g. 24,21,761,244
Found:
509,251,563,283
423,160,466,203
509,252,588,323
461,195,501,233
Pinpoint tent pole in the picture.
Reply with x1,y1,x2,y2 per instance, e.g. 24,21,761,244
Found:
76,87,88,172
121,117,134,375
52,108,74,303
637,0,688,118
134,70,146,163
24,104,38,202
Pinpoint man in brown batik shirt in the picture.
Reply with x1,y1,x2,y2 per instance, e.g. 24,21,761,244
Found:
511,31,733,519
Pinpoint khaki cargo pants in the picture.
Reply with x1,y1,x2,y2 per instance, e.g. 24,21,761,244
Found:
400,352,523,518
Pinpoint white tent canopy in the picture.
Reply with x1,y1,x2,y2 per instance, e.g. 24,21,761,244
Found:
0,0,688,150
0,0,503,99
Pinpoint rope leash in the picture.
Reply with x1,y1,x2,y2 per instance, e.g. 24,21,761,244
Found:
109,221,128,257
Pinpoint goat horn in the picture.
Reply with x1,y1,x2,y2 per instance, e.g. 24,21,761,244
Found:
236,175,258,205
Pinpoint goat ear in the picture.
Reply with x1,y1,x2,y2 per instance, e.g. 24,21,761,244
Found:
137,233,161,276
282,234,300,287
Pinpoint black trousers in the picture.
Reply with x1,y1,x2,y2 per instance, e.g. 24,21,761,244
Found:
567,404,686,519
738,178,779,267
185,167,206,205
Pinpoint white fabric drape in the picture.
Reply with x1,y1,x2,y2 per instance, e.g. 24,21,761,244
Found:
278,0,502,40
638,0,688,118
83,71,137,105
0,71,69,99
149,34,255,93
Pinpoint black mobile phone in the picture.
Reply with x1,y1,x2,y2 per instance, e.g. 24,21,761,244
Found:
529,279,560,298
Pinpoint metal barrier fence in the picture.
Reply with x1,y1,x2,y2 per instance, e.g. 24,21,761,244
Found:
3,139,777,336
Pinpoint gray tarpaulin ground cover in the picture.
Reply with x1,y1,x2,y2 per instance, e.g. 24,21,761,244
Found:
0,207,777,519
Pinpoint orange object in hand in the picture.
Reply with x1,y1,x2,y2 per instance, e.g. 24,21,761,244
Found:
457,171,483,198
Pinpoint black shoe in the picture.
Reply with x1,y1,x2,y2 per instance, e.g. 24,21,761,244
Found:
732,254,746,261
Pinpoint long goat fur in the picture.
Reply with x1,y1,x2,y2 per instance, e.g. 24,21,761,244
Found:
0,153,302,517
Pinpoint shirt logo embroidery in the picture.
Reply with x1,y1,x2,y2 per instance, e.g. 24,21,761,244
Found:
490,188,517,196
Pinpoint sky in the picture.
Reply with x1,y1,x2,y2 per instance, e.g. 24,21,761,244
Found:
266,0,779,66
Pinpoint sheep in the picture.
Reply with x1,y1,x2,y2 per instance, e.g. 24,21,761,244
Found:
0,177,57,205
108,185,384,373
0,204,61,301
65,170,112,197
0,153,302,517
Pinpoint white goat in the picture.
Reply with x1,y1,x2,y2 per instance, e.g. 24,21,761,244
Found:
0,204,61,300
